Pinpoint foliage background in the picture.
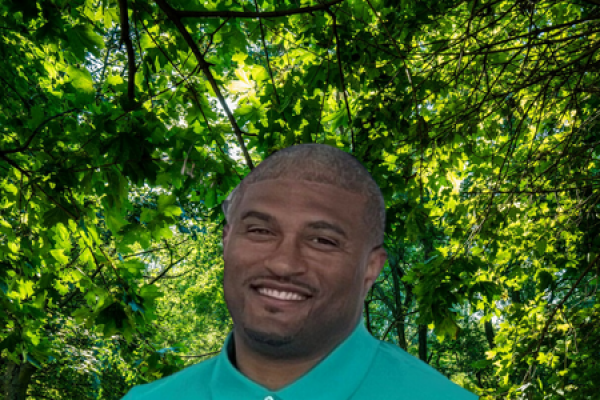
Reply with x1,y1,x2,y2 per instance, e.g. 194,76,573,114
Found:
1,0,599,399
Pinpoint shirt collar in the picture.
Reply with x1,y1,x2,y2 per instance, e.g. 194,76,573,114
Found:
210,324,379,400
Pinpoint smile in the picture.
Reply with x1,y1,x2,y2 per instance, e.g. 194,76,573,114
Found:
257,287,307,301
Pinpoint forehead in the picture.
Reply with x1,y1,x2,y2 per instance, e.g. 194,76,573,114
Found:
234,179,368,229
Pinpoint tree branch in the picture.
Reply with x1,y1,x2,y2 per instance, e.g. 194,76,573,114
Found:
523,253,600,384
467,185,600,195
329,11,354,150
118,0,137,102
203,17,231,55
155,0,254,170
149,249,193,285
177,0,345,19
254,0,281,107
364,0,418,113
0,75,30,110
99,30,117,87
0,153,78,220
0,109,81,155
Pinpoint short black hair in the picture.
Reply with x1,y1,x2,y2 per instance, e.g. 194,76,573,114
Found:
223,144,385,246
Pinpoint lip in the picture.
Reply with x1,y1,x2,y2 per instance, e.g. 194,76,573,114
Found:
251,289,311,311
249,280,316,299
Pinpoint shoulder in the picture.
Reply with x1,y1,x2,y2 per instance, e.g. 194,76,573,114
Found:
122,356,218,400
357,340,479,400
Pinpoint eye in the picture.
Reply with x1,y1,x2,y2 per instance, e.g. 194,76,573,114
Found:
247,227,272,236
310,237,339,248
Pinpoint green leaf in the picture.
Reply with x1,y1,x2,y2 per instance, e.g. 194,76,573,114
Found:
70,24,105,60
163,205,182,217
18,279,35,299
105,210,128,233
140,285,162,300
205,188,216,209
30,105,45,128
50,249,69,264
140,208,158,223
4,184,18,197
535,239,547,255
107,75,124,86
251,65,269,81
157,194,176,213
232,53,248,63
0,333,19,353
67,65,94,96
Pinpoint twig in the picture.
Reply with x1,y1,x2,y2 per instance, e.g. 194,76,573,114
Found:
177,0,345,19
0,109,81,155
467,185,600,195
155,0,255,170
118,0,137,102
122,238,190,259
254,0,281,107
149,249,193,285
522,253,600,384
318,59,331,138
0,153,78,220
0,75,30,110
99,30,118,86
329,11,354,150
364,0,418,113
203,18,231,55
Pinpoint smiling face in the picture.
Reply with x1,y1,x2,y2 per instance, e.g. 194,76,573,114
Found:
223,179,387,360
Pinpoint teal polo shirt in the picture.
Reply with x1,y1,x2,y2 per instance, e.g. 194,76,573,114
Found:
123,324,478,399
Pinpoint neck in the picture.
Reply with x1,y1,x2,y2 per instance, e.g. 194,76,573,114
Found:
232,331,330,390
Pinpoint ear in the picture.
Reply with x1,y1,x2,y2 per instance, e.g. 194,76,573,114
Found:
222,224,231,248
362,247,387,297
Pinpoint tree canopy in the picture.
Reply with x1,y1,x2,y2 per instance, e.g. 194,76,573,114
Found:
1,0,599,399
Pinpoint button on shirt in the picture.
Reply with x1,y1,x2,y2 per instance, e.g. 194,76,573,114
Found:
122,324,478,400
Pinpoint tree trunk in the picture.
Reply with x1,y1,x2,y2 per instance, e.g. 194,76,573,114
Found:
419,228,433,364
396,318,407,351
390,261,408,351
4,361,35,400
484,320,496,349
418,324,428,363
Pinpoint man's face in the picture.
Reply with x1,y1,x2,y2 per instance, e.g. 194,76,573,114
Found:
222,179,386,358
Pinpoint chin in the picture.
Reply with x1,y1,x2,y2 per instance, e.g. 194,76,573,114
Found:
244,327,295,348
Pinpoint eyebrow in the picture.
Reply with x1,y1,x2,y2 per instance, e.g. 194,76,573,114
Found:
240,211,347,238
240,211,273,223
306,221,347,238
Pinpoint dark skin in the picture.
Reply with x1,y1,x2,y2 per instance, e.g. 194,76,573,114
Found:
222,179,387,390
234,345,326,390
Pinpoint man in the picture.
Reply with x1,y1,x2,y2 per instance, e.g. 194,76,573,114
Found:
123,144,478,399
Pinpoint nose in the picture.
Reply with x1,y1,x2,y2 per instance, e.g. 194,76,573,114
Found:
264,236,306,277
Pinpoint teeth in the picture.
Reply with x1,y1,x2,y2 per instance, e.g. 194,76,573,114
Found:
257,287,306,301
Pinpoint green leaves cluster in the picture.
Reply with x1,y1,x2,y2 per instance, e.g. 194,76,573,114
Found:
1,0,599,399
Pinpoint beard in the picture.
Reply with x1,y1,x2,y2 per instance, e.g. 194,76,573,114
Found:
238,324,320,360
244,327,294,347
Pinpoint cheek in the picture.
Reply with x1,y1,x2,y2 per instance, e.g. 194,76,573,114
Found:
320,264,363,298
228,237,268,263
223,248,245,292
224,240,247,270
223,243,263,288
222,267,236,301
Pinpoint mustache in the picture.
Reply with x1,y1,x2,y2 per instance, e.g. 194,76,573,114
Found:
244,275,319,295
